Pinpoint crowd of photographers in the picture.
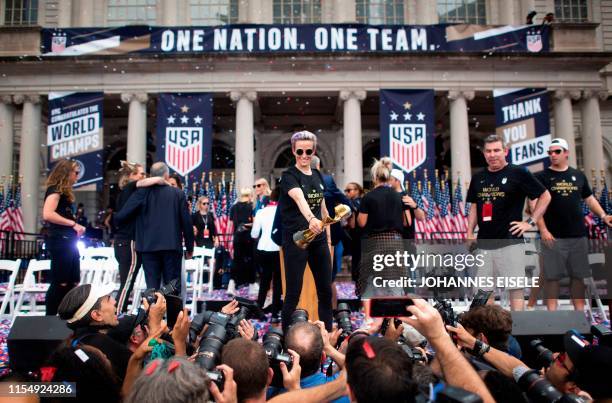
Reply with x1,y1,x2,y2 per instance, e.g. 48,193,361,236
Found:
25,283,612,403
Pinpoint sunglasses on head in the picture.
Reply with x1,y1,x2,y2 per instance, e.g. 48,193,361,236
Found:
295,148,314,156
548,149,564,155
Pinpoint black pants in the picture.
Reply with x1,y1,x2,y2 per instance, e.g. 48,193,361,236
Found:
232,231,254,286
256,250,282,315
140,250,182,292
46,236,80,316
281,231,333,331
114,240,142,313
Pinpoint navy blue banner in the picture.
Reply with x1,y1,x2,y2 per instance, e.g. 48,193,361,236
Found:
156,93,212,185
41,24,549,56
47,92,104,189
380,89,436,180
493,88,551,167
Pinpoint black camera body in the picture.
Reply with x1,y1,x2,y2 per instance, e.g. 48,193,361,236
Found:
143,278,180,305
334,303,353,347
263,328,293,388
530,339,554,368
434,299,459,327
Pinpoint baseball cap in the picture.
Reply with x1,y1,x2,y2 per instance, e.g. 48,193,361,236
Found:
390,169,405,190
549,138,569,151
564,330,612,399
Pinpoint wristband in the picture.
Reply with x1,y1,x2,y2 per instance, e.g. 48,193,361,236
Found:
469,339,490,358
526,217,535,227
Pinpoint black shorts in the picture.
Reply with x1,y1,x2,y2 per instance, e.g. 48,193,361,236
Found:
541,237,591,280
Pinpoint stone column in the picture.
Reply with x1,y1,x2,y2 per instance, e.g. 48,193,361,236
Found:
580,90,608,178
498,0,516,25
73,0,95,26
14,94,42,234
161,0,179,25
332,0,357,23
230,91,257,192
57,0,73,27
340,90,366,186
553,90,581,167
415,1,438,24
121,93,148,169
0,96,15,178
448,90,474,198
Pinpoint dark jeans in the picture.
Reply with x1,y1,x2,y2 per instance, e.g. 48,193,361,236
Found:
256,250,282,315
46,236,80,316
140,250,182,292
232,231,254,287
281,231,333,331
114,240,142,313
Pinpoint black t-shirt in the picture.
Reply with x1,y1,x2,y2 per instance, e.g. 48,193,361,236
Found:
72,326,132,381
359,186,405,236
279,166,326,233
44,186,76,239
400,191,416,240
113,181,138,241
229,202,253,233
466,164,546,240
535,167,592,238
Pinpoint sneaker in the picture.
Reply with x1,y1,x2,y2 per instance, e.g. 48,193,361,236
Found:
227,280,236,296
248,282,260,295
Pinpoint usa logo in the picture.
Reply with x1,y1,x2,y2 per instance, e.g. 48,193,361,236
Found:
165,127,203,176
51,34,67,53
526,33,542,52
389,124,426,173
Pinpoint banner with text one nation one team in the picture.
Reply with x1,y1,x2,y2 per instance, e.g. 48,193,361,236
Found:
494,88,551,167
47,92,104,189
379,89,436,181
41,24,549,56
155,93,213,184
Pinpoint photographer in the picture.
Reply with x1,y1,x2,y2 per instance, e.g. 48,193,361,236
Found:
448,323,612,399
221,338,301,402
459,305,513,353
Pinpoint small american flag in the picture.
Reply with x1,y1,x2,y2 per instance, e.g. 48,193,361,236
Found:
451,181,467,238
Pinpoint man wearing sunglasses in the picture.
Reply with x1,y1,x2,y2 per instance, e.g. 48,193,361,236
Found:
534,138,612,311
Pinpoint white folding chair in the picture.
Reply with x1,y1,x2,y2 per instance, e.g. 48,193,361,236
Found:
12,259,51,323
0,259,22,320
129,270,147,314
193,247,215,297
585,253,608,322
184,258,203,314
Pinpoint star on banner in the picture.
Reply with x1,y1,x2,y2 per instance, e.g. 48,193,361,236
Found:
403,112,412,121
403,102,412,110
390,111,398,121
194,115,203,124
180,115,189,124
180,105,190,113
167,115,176,124
416,112,425,121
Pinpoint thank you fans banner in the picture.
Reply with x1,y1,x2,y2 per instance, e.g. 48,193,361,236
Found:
41,24,549,56
47,92,104,188
493,88,551,166
380,89,435,178
156,93,213,183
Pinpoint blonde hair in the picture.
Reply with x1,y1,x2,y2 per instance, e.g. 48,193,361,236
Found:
118,160,143,189
255,178,271,196
370,157,393,184
46,159,78,203
240,187,253,199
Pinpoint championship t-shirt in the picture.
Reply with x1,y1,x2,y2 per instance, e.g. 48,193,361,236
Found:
279,166,325,233
466,164,546,240
535,167,592,238
44,185,76,238
359,186,405,236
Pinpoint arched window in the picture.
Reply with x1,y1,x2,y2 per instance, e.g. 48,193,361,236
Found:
437,0,486,24
362,138,380,169
274,147,295,168
273,0,321,24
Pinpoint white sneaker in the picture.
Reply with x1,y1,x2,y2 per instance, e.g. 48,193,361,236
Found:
248,282,260,295
227,280,236,296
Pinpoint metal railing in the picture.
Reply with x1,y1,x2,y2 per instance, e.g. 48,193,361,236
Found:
0,230,45,260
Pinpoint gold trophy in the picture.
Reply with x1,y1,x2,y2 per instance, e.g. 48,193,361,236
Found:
293,204,352,249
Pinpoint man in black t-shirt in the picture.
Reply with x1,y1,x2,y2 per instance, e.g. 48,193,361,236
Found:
534,138,612,311
466,135,550,310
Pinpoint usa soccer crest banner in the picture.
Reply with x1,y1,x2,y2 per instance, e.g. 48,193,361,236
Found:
47,92,104,189
494,88,551,167
380,89,435,179
156,93,212,183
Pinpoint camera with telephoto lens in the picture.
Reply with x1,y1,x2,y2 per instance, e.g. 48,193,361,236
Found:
530,339,554,368
191,311,230,391
334,303,353,347
142,278,180,305
513,366,587,403
434,299,459,327
263,328,293,388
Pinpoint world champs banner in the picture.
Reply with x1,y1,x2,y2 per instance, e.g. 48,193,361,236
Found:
379,89,435,179
47,92,104,188
494,88,551,167
156,93,212,183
